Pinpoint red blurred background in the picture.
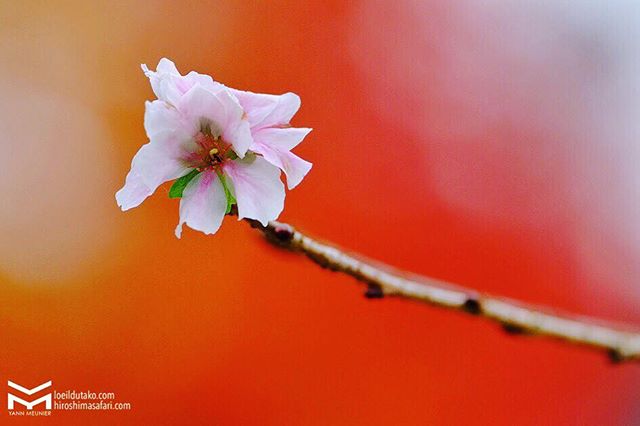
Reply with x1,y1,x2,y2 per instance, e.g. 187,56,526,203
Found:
1,1,640,424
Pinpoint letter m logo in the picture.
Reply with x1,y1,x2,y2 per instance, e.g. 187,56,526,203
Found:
7,380,52,410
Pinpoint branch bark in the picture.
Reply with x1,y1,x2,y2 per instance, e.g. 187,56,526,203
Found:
248,219,640,364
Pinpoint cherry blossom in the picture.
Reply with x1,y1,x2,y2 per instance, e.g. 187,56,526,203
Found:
115,58,311,237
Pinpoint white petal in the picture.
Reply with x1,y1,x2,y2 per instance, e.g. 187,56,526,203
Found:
116,142,192,211
231,90,301,130
178,84,253,157
142,58,181,104
252,142,312,190
250,127,312,189
184,71,215,90
142,58,216,106
144,100,192,140
156,58,179,74
175,171,227,238
115,168,153,211
157,75,187,106
143,100,199,165
253,127,312,151
224,156,285,225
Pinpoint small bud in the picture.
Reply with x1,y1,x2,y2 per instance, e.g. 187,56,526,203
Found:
462,297,481,315
273,224,294,242
607,349,625,364
364,284,384,299
502,323,526,334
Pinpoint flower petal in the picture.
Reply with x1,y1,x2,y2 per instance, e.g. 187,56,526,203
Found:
231,90,301,130
156,57,179,74
178,84,253,157
252,145,312,190
144,100,192,140
250,127,312,189
142,58,182,105
224,156,285,225
142,58,215,106
115,168,155,211
174,170,227,238
253,127,312,151
184,71,215,90
116,142,192,211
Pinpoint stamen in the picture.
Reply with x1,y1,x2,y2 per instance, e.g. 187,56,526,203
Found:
209,148,219,157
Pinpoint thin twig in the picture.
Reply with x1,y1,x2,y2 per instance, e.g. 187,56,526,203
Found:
247,219,640,364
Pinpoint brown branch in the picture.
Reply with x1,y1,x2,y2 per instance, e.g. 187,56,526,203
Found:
247,219,640,364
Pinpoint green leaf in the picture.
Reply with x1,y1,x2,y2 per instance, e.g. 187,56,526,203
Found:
224,187,237,214
169,169,200,199
216,171,237,214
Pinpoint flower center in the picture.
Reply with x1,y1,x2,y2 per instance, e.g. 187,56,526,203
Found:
189,132,234,171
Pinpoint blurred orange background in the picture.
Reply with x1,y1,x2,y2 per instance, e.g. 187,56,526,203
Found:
1,1,640,424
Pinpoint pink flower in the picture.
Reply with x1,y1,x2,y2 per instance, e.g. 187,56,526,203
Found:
231,89,312,189
115,58,312,237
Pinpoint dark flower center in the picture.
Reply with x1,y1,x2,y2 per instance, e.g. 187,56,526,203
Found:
188,132,234,171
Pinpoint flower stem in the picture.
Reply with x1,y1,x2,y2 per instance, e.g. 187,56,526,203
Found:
247,219,640,364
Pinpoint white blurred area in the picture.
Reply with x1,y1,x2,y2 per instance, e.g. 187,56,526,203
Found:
0,4,122,283
351,1,640,305
0,83,116,283
0,2,240,284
